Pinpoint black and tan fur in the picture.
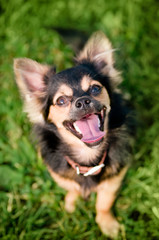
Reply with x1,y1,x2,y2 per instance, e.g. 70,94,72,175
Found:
14,32,133,238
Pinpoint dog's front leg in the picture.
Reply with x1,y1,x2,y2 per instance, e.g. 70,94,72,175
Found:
65,190,80,213
96,187,120,238
95,167,128,238
48,168,81,213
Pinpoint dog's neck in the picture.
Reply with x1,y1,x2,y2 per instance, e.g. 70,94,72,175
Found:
65,151,107,177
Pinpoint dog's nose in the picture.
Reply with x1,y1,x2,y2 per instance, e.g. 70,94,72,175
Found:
75,97,91,109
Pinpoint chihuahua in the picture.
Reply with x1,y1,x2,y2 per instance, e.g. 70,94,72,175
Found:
14,32,133,238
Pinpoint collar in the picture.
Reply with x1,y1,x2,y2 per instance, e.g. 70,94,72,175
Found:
65,151,107,177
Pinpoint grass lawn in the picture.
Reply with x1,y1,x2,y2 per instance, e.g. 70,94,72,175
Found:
0,0,159,239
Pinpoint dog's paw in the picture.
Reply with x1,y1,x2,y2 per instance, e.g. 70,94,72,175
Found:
96,212,120,238
65,200,76,213
64,191,79,213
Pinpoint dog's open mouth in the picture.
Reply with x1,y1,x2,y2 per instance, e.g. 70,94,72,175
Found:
63,107,106,145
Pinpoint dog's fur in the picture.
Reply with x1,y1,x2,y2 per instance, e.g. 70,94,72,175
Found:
14,32,133,238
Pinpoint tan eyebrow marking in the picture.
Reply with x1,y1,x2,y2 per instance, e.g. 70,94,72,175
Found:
80,76,91,92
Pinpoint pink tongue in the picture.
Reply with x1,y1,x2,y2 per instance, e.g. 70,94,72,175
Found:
75,115,105,143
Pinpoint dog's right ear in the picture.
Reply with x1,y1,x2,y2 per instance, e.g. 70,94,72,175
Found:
14,58,51,123
14,58,50,98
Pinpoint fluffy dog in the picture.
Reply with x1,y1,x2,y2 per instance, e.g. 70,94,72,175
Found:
14,32,133,238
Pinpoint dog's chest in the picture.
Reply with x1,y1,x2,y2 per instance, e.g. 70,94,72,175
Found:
67,144,101,165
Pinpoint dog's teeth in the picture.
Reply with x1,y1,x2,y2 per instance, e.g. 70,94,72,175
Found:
98,117,100,127
73,123,82,134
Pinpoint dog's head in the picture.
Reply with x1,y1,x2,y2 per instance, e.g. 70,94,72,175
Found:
14,32,121,160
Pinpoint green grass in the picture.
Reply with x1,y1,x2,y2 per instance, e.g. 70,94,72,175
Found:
0,0,159,239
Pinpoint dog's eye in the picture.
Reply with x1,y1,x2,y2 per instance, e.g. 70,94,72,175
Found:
90,85,102,96
56,96,70,107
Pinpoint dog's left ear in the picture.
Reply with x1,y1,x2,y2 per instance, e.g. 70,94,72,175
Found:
77,31,121,86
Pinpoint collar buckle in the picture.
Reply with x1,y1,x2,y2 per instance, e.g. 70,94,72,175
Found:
75,165,80,175
83,163,105,176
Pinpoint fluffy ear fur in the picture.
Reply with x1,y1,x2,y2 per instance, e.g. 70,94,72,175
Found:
14,58,50,123
77,31,121,87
